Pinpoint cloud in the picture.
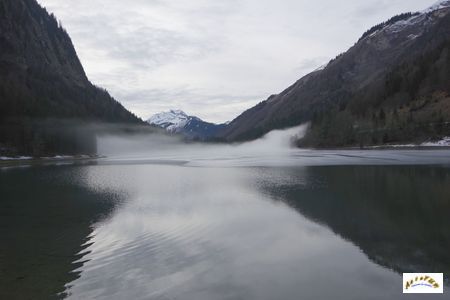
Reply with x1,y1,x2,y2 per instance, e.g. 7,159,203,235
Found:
37,0,436,123
293,57,330,74
111,86,265,123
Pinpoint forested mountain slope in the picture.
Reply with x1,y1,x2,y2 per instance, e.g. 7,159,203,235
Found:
0,0,142,156
220,2,450,147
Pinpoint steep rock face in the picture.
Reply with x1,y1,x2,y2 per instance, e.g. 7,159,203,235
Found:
220,2,450,145
148,110,226,140
0,0,142,155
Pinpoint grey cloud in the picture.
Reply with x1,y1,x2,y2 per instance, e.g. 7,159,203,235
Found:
353,1,392,17
112,87,265,122
65,13,222,71
293,57,330,74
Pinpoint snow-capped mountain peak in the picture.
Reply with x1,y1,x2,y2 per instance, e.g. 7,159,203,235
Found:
169,109,187,115
147,110,190,132
147,110,227,140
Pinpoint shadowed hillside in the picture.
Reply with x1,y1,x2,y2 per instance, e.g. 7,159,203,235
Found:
0,0,143,156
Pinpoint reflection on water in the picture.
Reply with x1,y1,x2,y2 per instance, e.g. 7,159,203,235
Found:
0,166,122,299
260,166,450,277
1,161,450,299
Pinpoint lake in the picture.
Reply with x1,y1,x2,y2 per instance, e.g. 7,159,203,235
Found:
1,149,450,299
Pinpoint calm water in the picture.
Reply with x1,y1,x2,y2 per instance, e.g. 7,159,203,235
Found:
1,149,450,299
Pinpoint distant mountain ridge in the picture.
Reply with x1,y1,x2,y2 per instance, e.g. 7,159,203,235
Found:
219,0,450,147
148,110,226,140
0,0,142,156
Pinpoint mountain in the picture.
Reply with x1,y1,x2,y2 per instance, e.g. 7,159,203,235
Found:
219,1,450,147
148,110,226,140
0,0,143,156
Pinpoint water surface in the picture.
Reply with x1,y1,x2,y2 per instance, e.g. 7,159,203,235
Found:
1,150,450,299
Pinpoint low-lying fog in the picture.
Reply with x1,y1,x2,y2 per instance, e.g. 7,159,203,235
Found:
97,125,450,167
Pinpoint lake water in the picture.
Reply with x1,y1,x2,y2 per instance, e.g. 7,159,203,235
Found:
1,148,450,299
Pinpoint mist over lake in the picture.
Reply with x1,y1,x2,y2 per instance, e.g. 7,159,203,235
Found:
1,127,449,299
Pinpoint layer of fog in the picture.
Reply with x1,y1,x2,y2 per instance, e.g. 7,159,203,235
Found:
97,125,308,165
97,123,450,167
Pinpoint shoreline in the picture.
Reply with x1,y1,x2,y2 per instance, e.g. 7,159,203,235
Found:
0,155,102,168
2,146,450,169
306,145,450,151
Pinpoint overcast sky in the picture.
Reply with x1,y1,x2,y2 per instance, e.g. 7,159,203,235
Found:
38,0,436,123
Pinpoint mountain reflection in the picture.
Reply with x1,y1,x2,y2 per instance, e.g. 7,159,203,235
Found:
259,165,450,279
0,166,122,299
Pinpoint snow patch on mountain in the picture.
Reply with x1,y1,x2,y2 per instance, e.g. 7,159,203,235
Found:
423,0,450,14
377,1,450,35
421,136,450,147
386,14,425,33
